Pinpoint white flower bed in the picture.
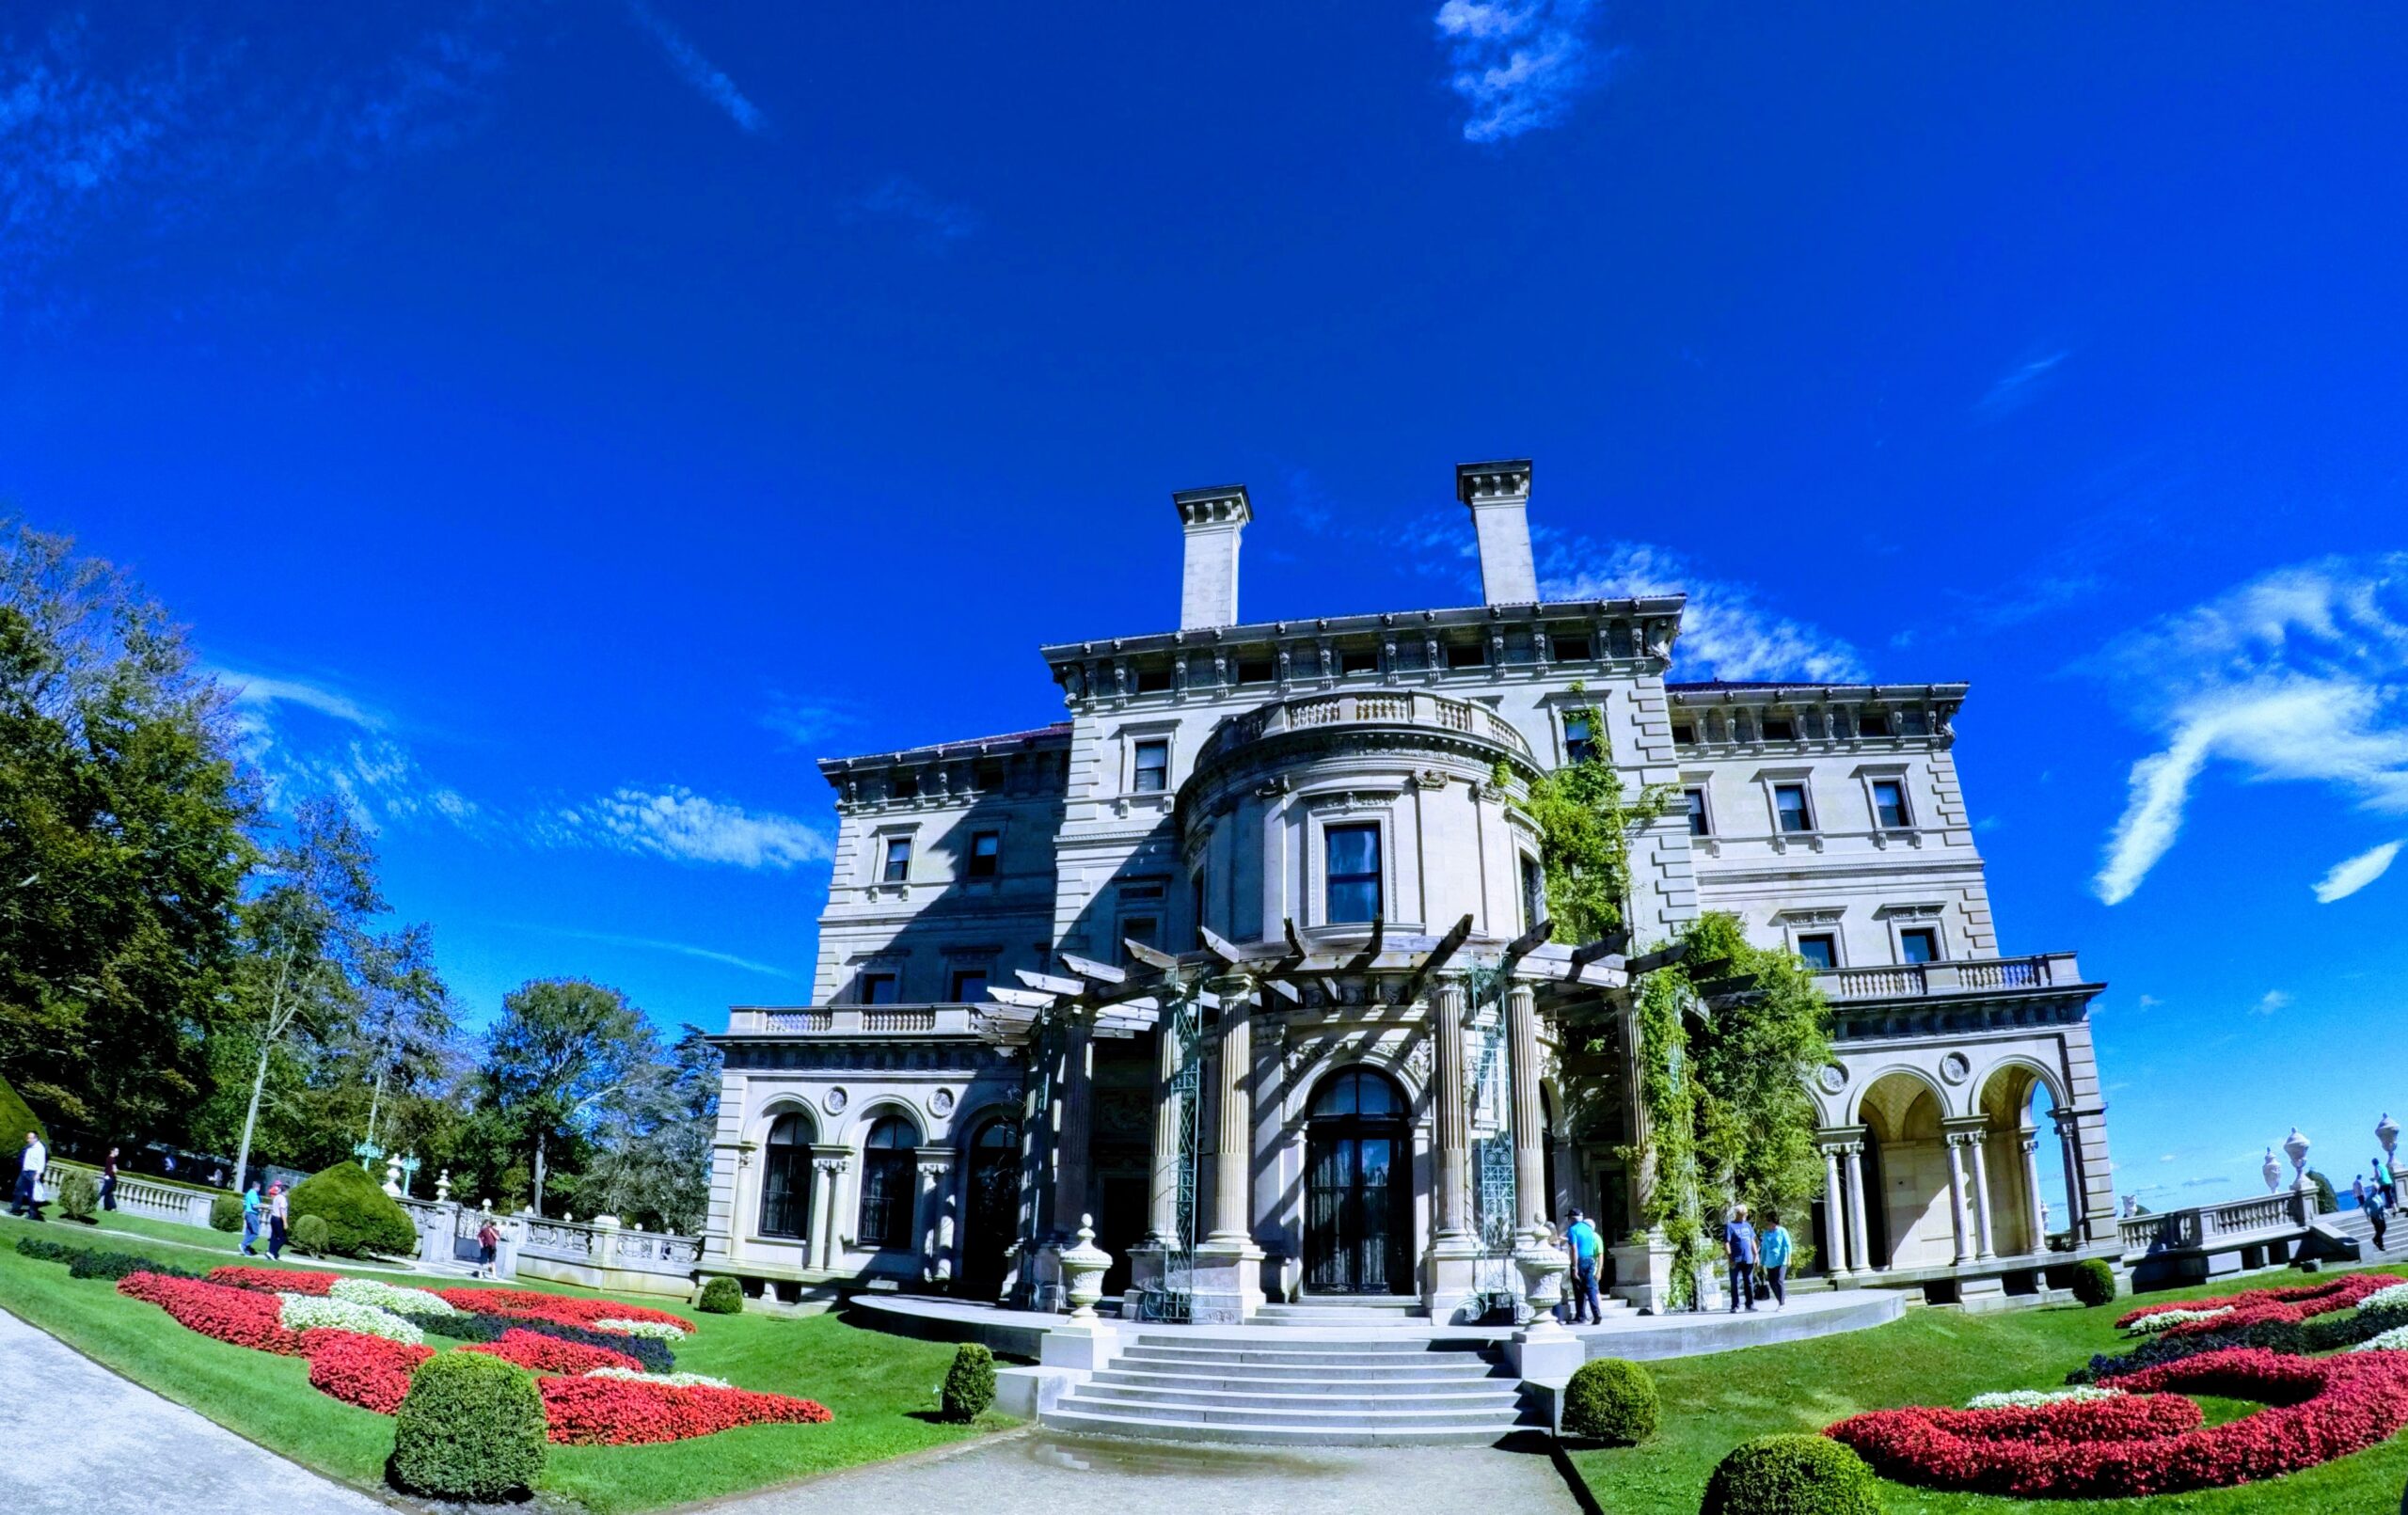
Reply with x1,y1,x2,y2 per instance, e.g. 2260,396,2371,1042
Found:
329,1277,456,1318
2125,1305,2234,1334
277,1293,424,1346
593,1318,688,1341
2351,1324,2408,1353
583,1366,732,1390
1965,1386,2125,1410
2357,1284,2408,1319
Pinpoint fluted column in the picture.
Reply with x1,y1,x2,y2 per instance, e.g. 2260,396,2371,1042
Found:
915,1150,954,1281
808,1147,848,1271
1148,1011,1183,1242
1208,982,1253,1243
1506,983,1546,1232
1943,1134,1973,1266
1821,1145,1850,1276
1843,1143,1873,1270
2020,1132,2048,1255
1433,979,1470,1240
1054,1013,1094,1240
2052,1109,2085,1236
1966,1133,1997,1261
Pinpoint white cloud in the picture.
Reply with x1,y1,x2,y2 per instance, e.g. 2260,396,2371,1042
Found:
542,786,828,870
1974,348,2070,418
1434,0,1607,143
847,177,976,244
2255,989,2291,1016
515,924,803,981
213,668,388,730
1542,539,1868,684
759,696,855,749
2089,555,2408,904
2314,841,2401,905
622,0,765,134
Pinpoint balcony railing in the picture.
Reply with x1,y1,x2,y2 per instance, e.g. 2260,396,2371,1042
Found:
1814,953,2085,1002
1197,689,1534,766
726,1003,984,1036
2120,1191,2312,1255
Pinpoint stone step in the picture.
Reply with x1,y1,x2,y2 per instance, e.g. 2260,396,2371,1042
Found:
1074,1384,1525,1413
1090,1365,1510,1391
1054,1396,1526,1428
1128,1337,1490,1359
1116,1349,1496,1374
1038,1407,1531,1447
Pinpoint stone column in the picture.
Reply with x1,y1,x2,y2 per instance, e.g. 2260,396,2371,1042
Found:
1943,1135,1973,1266
1432,979,1471,1240
915,1150,954,1283
1507,983,1546,1234
1193,976,1263,1323
1843,1143,1874,1271
1966,1133,1997,1261
808,1147,849,1272
1820,1145,1850,1277
2020,1132,2048,1255
1054,1013,1096,1241
1148,1013,1184,1242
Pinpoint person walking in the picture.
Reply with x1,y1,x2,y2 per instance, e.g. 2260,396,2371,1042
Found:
240,1181,263,1255
9,1131,46,1221
2377,1160,2398,1210
100,1147,119,1212
1560,1208,1605,1325
1758,1209,1794,1309
1724,1204,1759,1313
476,1217,501,1279
2368,1181,2391,1253
265,1182,291,1259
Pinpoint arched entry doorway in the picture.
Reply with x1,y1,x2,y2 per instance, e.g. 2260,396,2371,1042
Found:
1304,1066,1412,1296
1858,1073,1952,1269
959,1115,1020,1300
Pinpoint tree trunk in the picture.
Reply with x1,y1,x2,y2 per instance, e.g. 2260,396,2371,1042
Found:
533,1128,547,1219
232,1036,272,1193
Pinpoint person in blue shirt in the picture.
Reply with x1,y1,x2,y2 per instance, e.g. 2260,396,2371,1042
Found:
240,1181,263,1255
1560,1208,1604,1325
1758,1209,1794,1308
1724,1204,1759,1313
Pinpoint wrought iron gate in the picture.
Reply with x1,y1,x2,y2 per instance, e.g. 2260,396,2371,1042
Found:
1465,970,1521,1314
1131,985,1204,1322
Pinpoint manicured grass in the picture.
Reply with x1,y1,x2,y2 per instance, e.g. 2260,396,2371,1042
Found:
1567,1265,2408,1515
0,1209,1006,1514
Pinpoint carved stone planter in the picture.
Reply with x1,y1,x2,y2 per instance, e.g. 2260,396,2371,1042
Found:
1058,1214,1114,1319
1514,1234,1569,1325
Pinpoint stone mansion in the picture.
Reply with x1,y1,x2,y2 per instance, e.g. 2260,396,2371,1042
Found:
701,462,2122,1321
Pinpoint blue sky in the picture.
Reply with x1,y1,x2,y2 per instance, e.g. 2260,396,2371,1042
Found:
4,2,2405,1207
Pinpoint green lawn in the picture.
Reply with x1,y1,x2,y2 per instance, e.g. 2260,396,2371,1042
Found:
0,1210,1007,1514
1568,1265,2408,1515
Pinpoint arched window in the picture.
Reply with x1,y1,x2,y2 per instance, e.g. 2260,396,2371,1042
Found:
1310,1066,1405,1120
757,1112,814,1239
855,1114,923,1250
961,1115,1022,1297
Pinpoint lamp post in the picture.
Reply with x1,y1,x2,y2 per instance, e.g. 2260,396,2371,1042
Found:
352,1137,384,1176
397,1153,421,1199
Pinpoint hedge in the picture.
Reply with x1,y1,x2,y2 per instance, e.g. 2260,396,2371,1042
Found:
0,1071,45,1152
942,1343,996,1422
287,1161,415,1258
292,1213,331,1255
210,1191,245,1232
388,1351,548,1501
698,1276,744,1315
2069,1258,2117,1308
55,1169,99,1223
1702,1434,1884,1515
1564,1357,1658,1445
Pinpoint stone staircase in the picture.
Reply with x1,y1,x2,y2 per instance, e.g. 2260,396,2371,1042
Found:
1040,1332,1543,1445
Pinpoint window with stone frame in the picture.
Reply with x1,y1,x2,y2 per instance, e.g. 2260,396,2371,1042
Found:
1563,711,1598,765
964,829,1001,878
1898,926,1941,964
757,1113,814,1239
855,1116,922,1249
948,967,989,1002
880,835,912,882
1871,779,1911,829
1324,823,1383,923
1761,714,1798,740
1685,787,1711,836
1519,853,1545,934
1119,916,1160,966
1133,738,1170,793
858,971,899,1004
1773,782,1814,833
1857,709,1893,737
1794,933,1838,971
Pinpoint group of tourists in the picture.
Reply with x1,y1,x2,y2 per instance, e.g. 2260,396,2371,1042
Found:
237,1179,293,1259
1549,1199,1797,1322
2353,1160,2395,1251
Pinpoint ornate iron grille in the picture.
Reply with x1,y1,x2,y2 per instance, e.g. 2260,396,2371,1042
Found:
1465,970,1521,1314
1131,985,1204,1323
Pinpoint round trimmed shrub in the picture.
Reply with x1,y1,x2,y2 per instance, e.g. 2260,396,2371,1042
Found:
388,1350,547,1501
941,1342,996,1422
292,1213,331,1255
698,1276,744,1315
2070,1258,2117,1308
1702,1434,1883,1515
55,1169,99,1223
288,1161,416,1258
1563,1357,1658,1445
0,1072,46,1151
210,1191,244,1232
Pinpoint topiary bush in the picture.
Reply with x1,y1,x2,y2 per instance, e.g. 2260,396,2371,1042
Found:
292,1213,331,1255
1701,1434,1883,1515
698,1276,744,1315
210,1191,244,1231
941,1342,996,1422
2069,1258,2117,1308
388,1350,548,1501
55,1169,98,1223
288,1162,416,1258
0,1072,46,1152
1563,1357,1659,1444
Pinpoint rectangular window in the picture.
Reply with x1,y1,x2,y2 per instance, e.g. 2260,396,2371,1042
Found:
1238,656,1276,685
1339,648,1379,676
1900,710,1930,736
1553,633,1593,661
1119,916,1159,966
1899,927,1940,964
1135,665,1173,693
1324,824,1383,923
1773,783,1814,833
1520,854,1545,933
889,770,919,800
1445,641,1485,670
859,971,899,1004
1857,710,1892,738
1685,788,1711,836
1795,934,1837,971
1133,739,1169,793
1761,716,1797,740
1563,714,1597,765
965,829,1000,878
948,969,988,1002
1671,722,1696,745
880,836,912,882
973,758,1006,791
1872,781,1909,829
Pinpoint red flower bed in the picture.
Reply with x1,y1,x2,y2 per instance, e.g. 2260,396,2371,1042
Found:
2117,1272,2394,1339
1829,1347,2408,1498
118,1272,302,1355
299,1329,434,1414
435,1286,693,1334
539,1376,833,1445
206,1265,341,1296
461,1327,641,1375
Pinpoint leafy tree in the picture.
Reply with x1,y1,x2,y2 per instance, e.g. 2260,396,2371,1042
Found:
479,978,648,1217
1504,686,1674,943
0,520,254,1140
576,1025,721,1232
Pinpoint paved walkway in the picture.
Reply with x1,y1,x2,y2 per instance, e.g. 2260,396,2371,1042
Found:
712,1428,1583,1515
0,1307,390,1515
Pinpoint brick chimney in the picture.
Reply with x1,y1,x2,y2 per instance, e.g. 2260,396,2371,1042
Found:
1173,484,1251,629
1456,460,1537,606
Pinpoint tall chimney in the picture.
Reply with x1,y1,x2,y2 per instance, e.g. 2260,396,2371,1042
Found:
1173,484,1251,629
1456,459,1537,606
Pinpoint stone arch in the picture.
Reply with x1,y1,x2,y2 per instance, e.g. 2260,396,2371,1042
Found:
1855,1069,1955,1270
954,1105,1023,1301
1276,1038,1426,1129
838,1098,926,1150
752,1102,819,1243
1975,1057,2071,1256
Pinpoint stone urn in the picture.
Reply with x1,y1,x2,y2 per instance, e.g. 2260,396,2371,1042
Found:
2286,1128,2312,1188
1513,1231,1570,1329
2381,1113,2400,1163
1058,1214,1114,1319
2262,1148,2281,1193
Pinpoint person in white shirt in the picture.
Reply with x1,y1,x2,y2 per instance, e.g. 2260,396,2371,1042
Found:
10,1131,46,1221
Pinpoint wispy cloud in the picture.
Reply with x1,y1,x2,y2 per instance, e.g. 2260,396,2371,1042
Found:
846,176,975,244
537,787,829,870
214,667,388,730
2087,555,2408,904
1540,538,1868,684
2313,841,2401,904
1975,348,2070,418
1434,0,1609,143
760,695,855,750
621,0,765,134
511,923,803,981
2255,989,2292,1016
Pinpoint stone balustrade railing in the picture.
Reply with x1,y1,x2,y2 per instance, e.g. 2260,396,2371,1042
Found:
725,1004,982,1036
1815,953,2084,1002
515,1212,703,1274
1197,689,1535,766
41,1162,217,1228
2119,1190,2316,1255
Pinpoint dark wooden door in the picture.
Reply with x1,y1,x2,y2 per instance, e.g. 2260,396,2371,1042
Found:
1305,1123,1410,1294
